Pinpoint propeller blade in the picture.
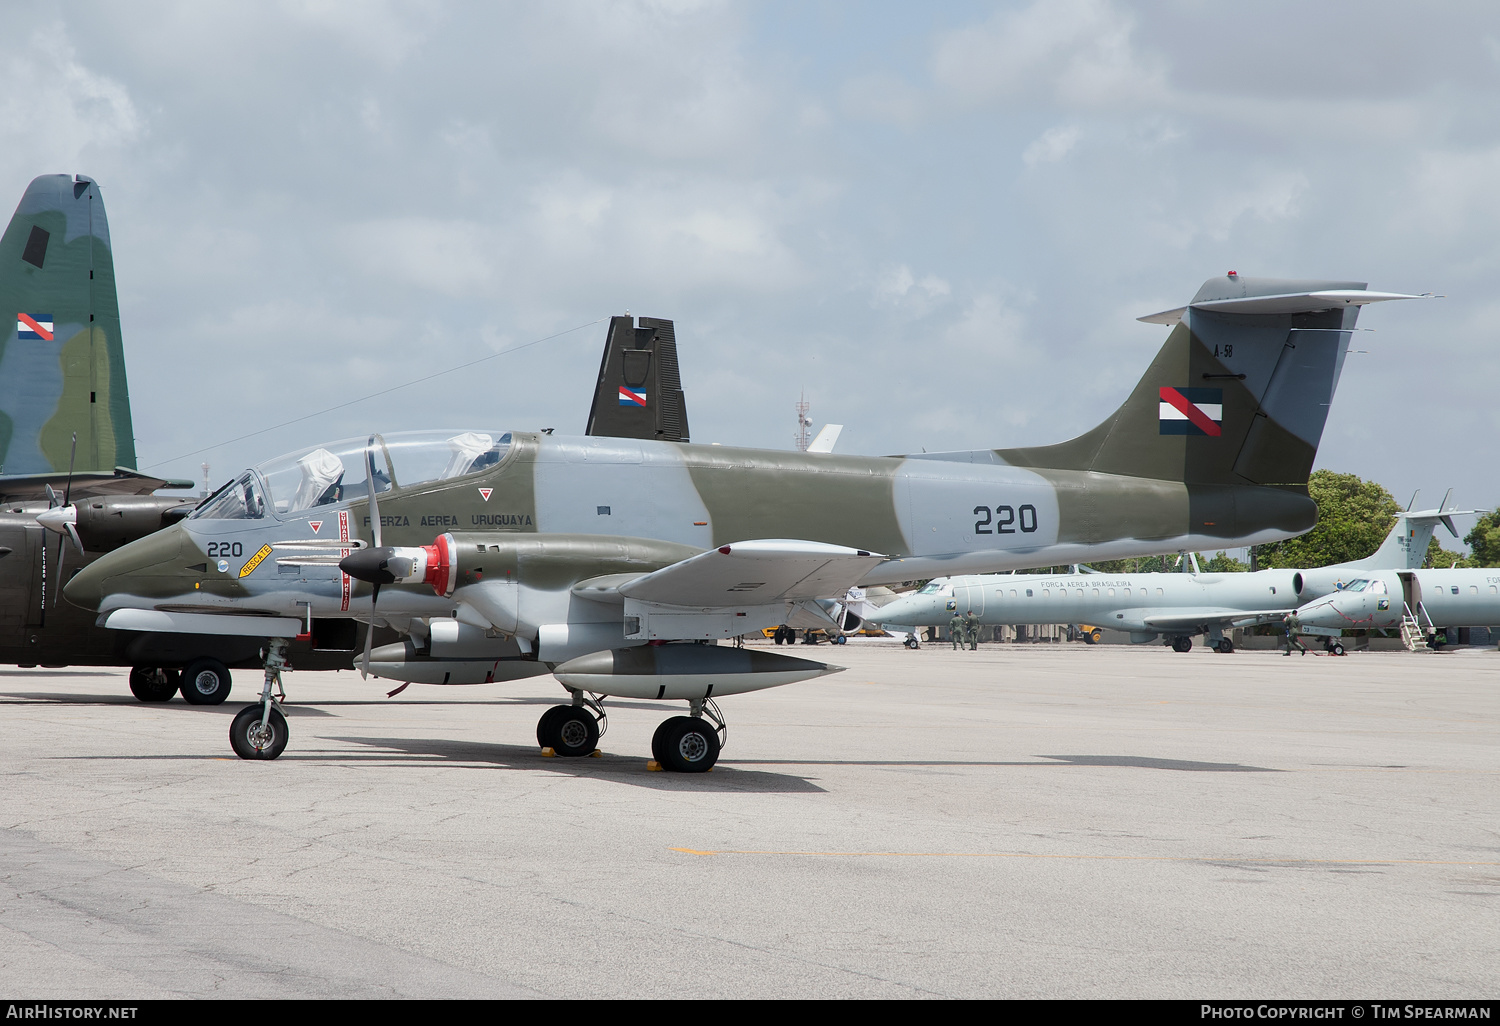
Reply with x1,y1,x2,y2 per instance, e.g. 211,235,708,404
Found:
365,435,382,549
64,523,83,555
50,534,65,608
361,620,373,678
62,432,77,507
45,484,59,508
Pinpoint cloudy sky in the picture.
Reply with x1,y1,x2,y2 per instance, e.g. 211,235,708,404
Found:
3,1,1497,532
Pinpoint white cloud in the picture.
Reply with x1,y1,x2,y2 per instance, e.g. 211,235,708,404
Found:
0,24,141,177
1023,126,1081,165
874,265,952,314
932,0,1164,109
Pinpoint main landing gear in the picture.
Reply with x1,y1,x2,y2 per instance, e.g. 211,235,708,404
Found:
1210,637,1235,654
533,694,727,772
651,698,725,773
229,638,289,760
1170,636,1193,653
537,692,606,757
128,666,179,703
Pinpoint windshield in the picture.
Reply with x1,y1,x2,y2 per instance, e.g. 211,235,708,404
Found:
1342,579,1370,592
917,580,951,595
191,430,514,521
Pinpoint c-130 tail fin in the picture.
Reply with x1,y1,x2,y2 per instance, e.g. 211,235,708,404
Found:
999,275,1424,491
0,175,136,479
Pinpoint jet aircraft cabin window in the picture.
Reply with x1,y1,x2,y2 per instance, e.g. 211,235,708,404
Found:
1370,580,1388,594
381,431,514,491
193,472,266,520
251,438,388,517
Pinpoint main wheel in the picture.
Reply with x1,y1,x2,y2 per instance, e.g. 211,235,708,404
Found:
229,704,288,760
128,666,178,703
657,717,721,773
1171,636,1192,653
551,707,599,757
181,658,232,705
1215,638,1235,654
536,705,566,748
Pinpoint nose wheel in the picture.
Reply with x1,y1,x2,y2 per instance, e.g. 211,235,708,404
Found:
231,638,290,760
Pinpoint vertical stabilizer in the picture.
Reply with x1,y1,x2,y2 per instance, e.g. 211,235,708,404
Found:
0,174,135,476
584,315,690,443
1342,498,1487,571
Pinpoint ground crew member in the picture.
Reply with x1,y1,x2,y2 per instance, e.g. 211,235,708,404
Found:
1282,612,1307,656
964,610,980,651
949,612,965,650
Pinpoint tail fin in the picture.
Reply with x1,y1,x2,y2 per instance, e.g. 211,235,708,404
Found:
584,315,690,443
0,174,135,477
1344,492,1487,571
999,276,1423,490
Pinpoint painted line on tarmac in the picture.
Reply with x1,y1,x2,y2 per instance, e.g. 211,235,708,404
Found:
669,848,1500,865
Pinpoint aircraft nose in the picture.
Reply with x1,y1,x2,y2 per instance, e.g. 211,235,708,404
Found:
63,523,189,611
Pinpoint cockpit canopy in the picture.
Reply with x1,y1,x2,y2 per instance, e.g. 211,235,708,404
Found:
192,430,513,521
917,579,952,596
1337,578,1387,594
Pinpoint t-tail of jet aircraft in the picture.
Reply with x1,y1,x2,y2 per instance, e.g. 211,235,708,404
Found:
64,274,1427,768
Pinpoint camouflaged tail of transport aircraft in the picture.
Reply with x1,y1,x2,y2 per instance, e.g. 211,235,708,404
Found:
64,274,1426,769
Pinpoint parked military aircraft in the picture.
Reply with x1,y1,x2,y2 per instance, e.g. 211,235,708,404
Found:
1294,565,1500,647
875,497,1480,653
0,173,705,705
66,274,1426,769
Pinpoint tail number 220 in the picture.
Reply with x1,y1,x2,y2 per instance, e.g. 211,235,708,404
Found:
973,504,1038,535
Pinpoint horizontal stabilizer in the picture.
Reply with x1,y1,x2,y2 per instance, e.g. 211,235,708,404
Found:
1140,289,1427,325
0,467,194,503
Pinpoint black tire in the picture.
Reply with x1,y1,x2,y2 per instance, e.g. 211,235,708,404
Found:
551,706,600,757
1331,642,1346,656
1217,638,1235,654
1171,636,1192,653
229,704,288,760
128,666,178,703
832,634,847,645
180,658,232,705
657,717,721,773
651,716,692,764
904,638,919,650
536,705,569,749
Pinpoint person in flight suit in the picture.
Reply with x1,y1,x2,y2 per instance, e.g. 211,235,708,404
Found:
949,612,966,650
964,610,980,651
1282,612,1308,656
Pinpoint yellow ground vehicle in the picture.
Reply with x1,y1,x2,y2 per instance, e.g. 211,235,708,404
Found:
1076,625,1103,644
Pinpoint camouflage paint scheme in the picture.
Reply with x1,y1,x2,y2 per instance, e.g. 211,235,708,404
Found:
68,276,1422,676
0,174,134,478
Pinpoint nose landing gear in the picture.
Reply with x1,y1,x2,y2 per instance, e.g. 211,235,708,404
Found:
230,638,289,760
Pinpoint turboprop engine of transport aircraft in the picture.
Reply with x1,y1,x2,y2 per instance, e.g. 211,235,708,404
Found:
65,275,1427,769
876,500,1481,654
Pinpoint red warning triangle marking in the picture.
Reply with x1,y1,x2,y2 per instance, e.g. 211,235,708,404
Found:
478,488,493,501
309,520,322,534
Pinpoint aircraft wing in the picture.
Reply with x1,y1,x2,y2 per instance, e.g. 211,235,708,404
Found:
0,468,195,503
616,539,885,607
1139,608,1290,630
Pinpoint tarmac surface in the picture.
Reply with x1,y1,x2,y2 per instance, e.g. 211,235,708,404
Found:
0,640,1496,999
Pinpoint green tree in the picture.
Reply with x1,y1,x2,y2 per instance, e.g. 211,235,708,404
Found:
1255,470,1401,569
1464,510,1500,567
1425,537,1478,569
1201,551,1249,573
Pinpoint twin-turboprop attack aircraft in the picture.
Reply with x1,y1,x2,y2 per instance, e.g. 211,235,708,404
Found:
66,275,1426,770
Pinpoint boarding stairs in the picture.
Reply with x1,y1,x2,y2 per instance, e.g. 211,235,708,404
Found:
1400,602,1432,652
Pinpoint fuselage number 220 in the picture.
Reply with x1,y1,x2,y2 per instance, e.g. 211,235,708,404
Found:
973,504,1039,535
